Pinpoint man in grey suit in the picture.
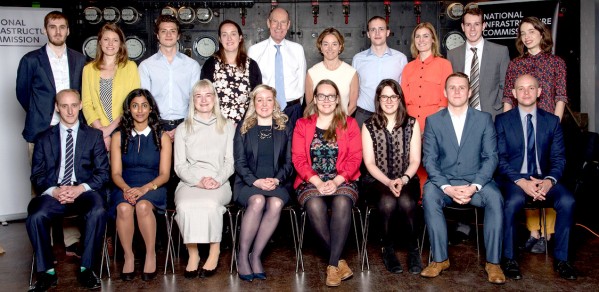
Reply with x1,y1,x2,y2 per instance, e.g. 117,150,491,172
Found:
447,6,509,119
420,73,505,284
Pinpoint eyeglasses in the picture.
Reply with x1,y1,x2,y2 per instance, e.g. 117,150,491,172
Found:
379,95,400,102
315,94,337,102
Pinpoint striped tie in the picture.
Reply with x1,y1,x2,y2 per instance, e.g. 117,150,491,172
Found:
469,47,480,109
61,129,74,186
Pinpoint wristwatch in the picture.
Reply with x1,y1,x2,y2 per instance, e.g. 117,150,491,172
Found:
546,177,557,186
151,183,158,190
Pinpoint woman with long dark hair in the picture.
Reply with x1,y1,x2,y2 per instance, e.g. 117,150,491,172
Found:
110,89,172,281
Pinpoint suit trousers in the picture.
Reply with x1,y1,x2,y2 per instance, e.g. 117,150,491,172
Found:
499,180,574,261
423,180,504,264
26,191,107,272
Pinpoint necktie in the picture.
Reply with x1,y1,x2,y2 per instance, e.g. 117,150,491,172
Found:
274,44,287,110
469,47,480,109
526,114,538,176
61,129,74,186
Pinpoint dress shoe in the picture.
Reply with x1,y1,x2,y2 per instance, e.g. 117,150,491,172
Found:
531,237,547,254
141,271,157,281
554,260,577,280
500,258,522,280
78,269,101,289
253,272,267,280
408,248,423,274
120,271,135,281
337,259,353,280
326,265,341,287
382,247,403,273
199,267,217,278
238,273,254,282
420,259,450,278
65,243,82,258
29,272,58,292
183,269,198,279
523,236,539,252
485,263,506,284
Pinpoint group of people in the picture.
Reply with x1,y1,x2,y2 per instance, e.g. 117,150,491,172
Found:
17,5,575,292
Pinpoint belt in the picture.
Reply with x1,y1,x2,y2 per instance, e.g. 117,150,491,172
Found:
286,98,302,107
160,118,184,126
356,107,373,115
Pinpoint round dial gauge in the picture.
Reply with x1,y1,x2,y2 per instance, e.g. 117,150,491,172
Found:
161,6,177,18
177,7,195,24
194,36,217,59
446,3,465,20
103,7,121,23
84,7,102,24
126,36,146,60
82,36,98,59
443,31,466,51
121,7,141,24
196,8,213,24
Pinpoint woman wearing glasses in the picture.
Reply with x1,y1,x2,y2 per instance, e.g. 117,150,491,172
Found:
362,79,423,274
292,79,362,287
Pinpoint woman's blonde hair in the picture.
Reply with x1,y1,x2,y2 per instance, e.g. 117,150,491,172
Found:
240,84,288,134
303,79,347,142
185,79,227,134
409,22,442,59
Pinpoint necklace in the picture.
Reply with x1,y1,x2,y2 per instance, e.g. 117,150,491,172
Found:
259,126,272,140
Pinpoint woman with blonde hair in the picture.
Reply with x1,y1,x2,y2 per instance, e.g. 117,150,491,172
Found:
233,84,293,281
174,79,235,278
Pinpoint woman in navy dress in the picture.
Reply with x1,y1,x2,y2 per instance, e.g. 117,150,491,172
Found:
110,89,172,281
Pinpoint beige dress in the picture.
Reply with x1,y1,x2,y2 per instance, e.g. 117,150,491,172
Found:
174,115,234,243
307,61,356,114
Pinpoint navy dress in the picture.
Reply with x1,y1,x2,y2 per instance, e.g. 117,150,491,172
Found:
110,130,167,216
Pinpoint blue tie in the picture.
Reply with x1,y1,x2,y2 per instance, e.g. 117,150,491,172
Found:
61,129,74,185
274,44,287,110
526,114,538,176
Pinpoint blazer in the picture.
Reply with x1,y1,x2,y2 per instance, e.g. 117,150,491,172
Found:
233,122,293,200
31,123,109,196
423,107,498,188
447,40,510,119
16,45,86,142
292,114,362,189
81,60,140,126
495,108,565,182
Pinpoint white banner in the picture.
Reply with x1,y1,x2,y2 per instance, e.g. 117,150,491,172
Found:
0,7,59,222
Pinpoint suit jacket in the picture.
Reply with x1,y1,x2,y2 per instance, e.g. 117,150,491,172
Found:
16,45,86,142
31,123,109,196
292,114,362,189
423,107,498,188
495,108,565,182
447,40,509,119
233,122,294,200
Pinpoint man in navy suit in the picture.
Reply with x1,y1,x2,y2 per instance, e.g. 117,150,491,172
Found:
27,89,109,291
16,10,87,260
496,74,577,280
421,73,505,284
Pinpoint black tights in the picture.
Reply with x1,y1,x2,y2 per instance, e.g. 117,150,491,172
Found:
237,195,284,275
305,195,353,266
376,182,419,250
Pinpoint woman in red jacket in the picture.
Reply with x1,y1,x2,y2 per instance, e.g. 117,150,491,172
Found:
292,79,362,287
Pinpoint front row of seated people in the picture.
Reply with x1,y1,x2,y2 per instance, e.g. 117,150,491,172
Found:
26,73,575,290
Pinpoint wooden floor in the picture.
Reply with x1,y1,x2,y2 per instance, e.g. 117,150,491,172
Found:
1,218,599,291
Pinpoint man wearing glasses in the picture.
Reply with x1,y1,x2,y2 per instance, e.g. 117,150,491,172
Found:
352,16,408,128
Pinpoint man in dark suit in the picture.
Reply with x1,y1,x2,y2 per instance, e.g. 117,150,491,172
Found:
447,6,509,120
16,9,87,260
496,74,577,280
421,73,505,284
27,89,109,291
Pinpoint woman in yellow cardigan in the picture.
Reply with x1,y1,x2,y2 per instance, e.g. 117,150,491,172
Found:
82,23,140,150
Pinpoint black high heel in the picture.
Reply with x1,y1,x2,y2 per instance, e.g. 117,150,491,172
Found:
141,271,157,281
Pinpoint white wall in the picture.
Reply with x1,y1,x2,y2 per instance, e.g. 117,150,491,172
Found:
581,1,598,132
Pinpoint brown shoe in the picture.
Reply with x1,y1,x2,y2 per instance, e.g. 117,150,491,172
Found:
337,260,353,280
326,265,341,287
420,259,450,278
485,263,506,284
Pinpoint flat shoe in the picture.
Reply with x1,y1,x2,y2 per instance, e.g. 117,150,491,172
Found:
199,268,216,278
253,272,267,280
238,273,254,282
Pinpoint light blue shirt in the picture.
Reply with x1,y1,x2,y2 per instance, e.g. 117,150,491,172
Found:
139,51,201,120
43,121,91,196
352,47,408,112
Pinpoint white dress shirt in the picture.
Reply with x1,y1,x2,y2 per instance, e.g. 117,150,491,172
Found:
46,45,70,125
